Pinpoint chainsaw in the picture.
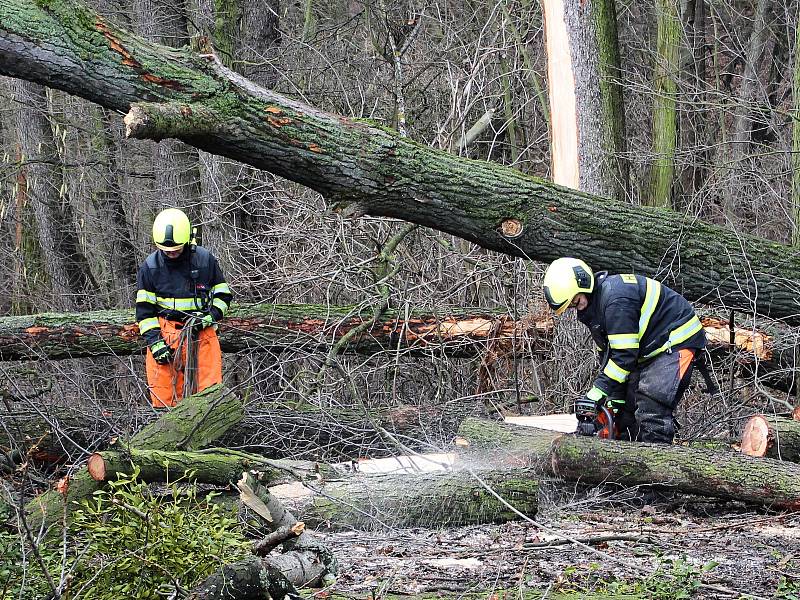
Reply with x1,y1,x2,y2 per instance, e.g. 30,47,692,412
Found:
575,400,619,439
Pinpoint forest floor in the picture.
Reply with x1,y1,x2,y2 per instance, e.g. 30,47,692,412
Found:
313,484,800,600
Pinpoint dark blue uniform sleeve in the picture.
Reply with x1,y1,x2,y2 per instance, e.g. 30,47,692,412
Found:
135,263,162,347
207,255,232,322
589,298,640,399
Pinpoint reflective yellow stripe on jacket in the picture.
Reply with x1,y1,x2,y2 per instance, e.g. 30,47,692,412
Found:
643,315,703,360
138,316,160,335
156,297,206,311
638,278,660,338
603,358,630,383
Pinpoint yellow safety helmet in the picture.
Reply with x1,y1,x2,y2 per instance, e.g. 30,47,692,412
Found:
152,208,191,251
543,257,594,315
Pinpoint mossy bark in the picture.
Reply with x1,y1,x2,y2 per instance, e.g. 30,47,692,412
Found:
23,384,241,530
1,0,799,322
296,469,539,530
87,448,323,487
458,417,800,509
648,0,680,208
0,303,538,360
130,384,241,450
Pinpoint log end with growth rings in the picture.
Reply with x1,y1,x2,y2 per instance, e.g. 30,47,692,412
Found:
499,218,523,238
87,453,107,481
794,406,800,422
740,415,771,457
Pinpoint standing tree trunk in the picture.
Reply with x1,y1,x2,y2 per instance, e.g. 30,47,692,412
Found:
542,0,627,200
724,0,772,222
11,80,98,310
792,1,800,247
648,0,680,208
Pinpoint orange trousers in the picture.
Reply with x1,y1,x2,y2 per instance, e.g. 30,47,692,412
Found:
145,318,222,408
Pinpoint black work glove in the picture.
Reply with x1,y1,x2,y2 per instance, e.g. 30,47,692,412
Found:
150,340,173,364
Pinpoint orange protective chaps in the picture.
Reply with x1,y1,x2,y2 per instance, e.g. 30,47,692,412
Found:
145,318,222,408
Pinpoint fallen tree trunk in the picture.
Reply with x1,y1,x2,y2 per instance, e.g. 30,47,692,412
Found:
3,304,795,396
23,384,240,529
701,313,800,394
291,468,538,530
86,448,330,487
1,1,800,322
0,304,545,361
85,447,539,529
740,415,800,462
457,417,800,509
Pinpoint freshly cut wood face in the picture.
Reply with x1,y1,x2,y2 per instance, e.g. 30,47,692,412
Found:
740,415,770,457
702,317,772,360
505,413,577,433
542,0,579,189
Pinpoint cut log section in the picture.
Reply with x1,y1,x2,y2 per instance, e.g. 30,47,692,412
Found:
85,448,329,487
282,469,539,530
740,415,800,462
84,448,539,530
458,417,800,509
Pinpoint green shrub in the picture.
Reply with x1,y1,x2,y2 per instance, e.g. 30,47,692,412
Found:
3,466,251,600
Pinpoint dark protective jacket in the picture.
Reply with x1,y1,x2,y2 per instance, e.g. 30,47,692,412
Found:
577,272,706,400
136,246,232,347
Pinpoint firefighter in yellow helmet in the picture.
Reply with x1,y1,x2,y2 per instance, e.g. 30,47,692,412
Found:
543,257,706,443
136,208,232,407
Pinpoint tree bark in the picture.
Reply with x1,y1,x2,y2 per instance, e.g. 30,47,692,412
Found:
85,448,323,487
126,383,243,450
291,469,539,530
542,0,627,200
11,79,99,310
740,415,800,462
647,0,680,208
458,417,800,509
0,304,546,360
23,384,240,529
0,1,799,321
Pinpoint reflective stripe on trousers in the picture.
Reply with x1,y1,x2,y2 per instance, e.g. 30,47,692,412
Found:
145,317,222,408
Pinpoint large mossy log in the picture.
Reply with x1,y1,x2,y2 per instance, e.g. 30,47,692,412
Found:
292,469,539,530
0,304,543,360
1,1,800,322
4,303,796,396
458,417,800,509
23,385,240,529
740,415,800,462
